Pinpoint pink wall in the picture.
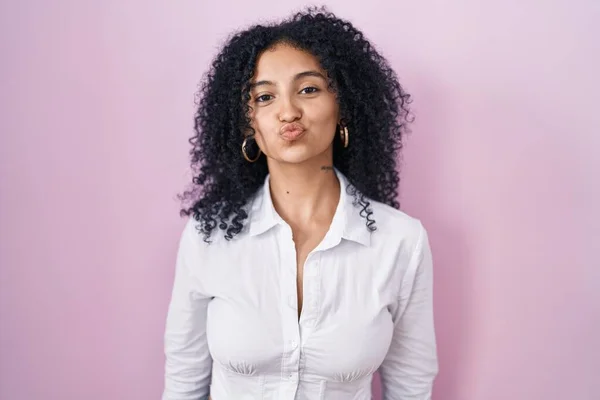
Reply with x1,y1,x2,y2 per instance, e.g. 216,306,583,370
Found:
1,1,598,399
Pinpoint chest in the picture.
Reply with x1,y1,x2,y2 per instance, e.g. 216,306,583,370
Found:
204,228,403,313
203,234,403,377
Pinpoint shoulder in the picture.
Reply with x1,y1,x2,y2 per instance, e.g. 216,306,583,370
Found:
366,201,433,301
369,199,425,239
179,216,230,256
176,217,237,286
367,199,428,256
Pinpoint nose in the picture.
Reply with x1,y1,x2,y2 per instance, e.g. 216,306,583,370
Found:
278,96,301,122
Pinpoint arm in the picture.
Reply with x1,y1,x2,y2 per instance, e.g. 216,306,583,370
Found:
379,223,439,399
162,221,212,400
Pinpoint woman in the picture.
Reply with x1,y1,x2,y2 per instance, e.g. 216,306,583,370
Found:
162,7,438,400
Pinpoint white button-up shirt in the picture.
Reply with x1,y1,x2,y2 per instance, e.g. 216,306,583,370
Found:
162,169,438,400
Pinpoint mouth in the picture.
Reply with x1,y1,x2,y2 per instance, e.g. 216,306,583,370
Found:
280,123,306,141
280,129,306,141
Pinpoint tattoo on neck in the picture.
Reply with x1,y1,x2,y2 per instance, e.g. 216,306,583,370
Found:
321,166,334,171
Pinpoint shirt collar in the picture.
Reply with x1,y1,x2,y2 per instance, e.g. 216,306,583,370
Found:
248,167,371,247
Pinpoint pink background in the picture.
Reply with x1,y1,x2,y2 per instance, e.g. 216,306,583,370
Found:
1,1,598,399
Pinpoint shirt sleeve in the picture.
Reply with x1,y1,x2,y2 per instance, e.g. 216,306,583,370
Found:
379,222,439,399
162,220,213,400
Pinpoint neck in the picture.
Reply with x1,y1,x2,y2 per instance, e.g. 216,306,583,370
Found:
266,154,340,230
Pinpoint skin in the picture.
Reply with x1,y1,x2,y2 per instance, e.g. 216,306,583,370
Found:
248,43,342,319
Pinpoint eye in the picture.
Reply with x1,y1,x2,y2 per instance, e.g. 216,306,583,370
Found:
255,94,273,103
300,86,319,94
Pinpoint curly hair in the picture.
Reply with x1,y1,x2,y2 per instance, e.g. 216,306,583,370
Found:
179,6,413,243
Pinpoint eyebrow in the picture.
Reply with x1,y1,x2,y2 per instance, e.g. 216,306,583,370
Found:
249,70,327,90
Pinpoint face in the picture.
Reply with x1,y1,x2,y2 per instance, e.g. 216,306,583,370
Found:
247,43,340,165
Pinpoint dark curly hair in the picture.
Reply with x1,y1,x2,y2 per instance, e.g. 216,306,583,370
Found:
179,6,413,243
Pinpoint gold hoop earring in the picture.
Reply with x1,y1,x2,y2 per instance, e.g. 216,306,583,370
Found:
339,125,349,148
242,136,262,162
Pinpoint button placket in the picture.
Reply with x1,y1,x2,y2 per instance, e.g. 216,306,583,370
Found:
300,253,321,331
278,224,301,395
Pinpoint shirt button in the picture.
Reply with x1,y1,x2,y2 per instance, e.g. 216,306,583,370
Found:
291,340,297,349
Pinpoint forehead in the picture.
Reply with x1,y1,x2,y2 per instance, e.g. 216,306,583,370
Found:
253,44,324,79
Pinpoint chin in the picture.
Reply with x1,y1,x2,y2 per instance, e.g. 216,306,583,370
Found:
273,147,320,165
265,139,334,165
277,154,315,165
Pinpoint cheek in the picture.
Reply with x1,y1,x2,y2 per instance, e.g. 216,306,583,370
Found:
312,96,339,121
310,101,339,136
251,108,277,134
